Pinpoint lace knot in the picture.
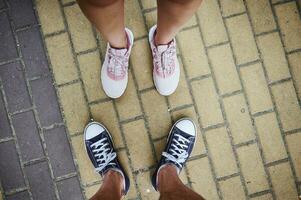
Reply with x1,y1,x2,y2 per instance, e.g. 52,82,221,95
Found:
162,133,190,167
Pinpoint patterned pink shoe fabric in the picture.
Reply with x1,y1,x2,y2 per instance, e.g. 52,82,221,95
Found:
152,40,177,79
106,47,130,81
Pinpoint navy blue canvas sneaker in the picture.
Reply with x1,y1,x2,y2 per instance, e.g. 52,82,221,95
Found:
151,118,197,191
84,121,130,195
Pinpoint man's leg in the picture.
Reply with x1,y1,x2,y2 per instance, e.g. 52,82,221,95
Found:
158,165,204,200
90,171,123,200
77,0,127,48
156,0,203,45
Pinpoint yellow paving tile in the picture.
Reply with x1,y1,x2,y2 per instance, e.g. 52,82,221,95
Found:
219,176,246,200
141,90,172,139
271,81,301,131
136,171,159,199
84,183,101,199
36,0,65,35
78,51,106,102
208,44,241,95
141,0,156,9
286,131,301,182
172,106,206,156
167,59,192,109
268,162,298,200
191,77,224,128
115,72,142,121
288,52,301,100
45,33,78,85
257,32,290,83
254,112,287,163
130,38,154,90
71,134,101,185
183,15,198,29
275,2,301,52
154,138,165,161
251,193,273,200
226,14,259,65
58,83,89,134
197,0,228,47
177,28,210,79
144,10,157,31
206,127,237,177
246,0,276,34
123,120,155,170
223,94,255,144
187,158,219,200
64,4,96,53
90,101,124,148
237,144,269,194
240,63,273,114
220,0,245,17
125,0,147,38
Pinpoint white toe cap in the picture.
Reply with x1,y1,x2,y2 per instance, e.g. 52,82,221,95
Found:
85,123,105,140
175,119,196,136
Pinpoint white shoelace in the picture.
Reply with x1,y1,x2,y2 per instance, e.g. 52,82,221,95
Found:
154,43,176,78
90,138,117,173
107,48,129,79
162,133,190,167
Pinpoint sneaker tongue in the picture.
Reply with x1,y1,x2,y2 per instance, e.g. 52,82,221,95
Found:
157,44,168,53
109,46,128,56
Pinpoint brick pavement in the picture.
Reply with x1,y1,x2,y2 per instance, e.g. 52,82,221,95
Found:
1,0,301,199
0,0,84,199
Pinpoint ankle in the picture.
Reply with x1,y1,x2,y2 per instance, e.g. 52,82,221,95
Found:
154,32,173,46
100,170,123,195
109,32,127,49
158,165,182,192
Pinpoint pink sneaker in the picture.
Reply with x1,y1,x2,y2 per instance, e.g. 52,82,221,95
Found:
148,25,180,96
101,28,134,98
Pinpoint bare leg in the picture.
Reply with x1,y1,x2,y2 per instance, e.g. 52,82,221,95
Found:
158,165,204,200
77,0,127,48
90,170,123,200
156,0,203,45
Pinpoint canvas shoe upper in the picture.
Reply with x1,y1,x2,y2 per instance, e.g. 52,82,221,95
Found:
84,121,130,195
101,28,134,99
151,118,197,191
149,25,180,96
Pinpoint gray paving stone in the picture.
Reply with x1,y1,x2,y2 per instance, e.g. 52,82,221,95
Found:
0,141,25,191
12,110,44,162
6,190,30,200
25,161,56,200
8,0,37,28
0,12,18,62
44,126,76,177
18,27,50,78
57,176,84,200
30,77,62,127
0,92,12,139
0,0,5,9
0,62,32,113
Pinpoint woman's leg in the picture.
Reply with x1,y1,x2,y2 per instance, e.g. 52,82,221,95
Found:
90,170,123,200
156,0,203,45
77,0,127,48
158,165,205,200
